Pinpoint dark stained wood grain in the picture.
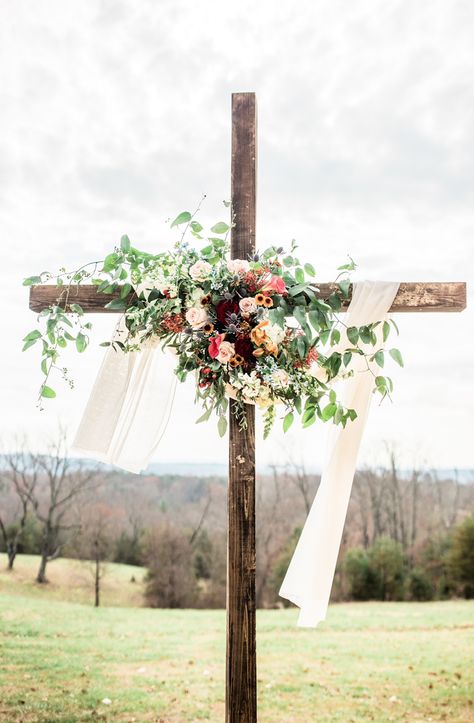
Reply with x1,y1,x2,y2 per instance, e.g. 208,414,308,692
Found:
226,92,257,723
30,281,467,314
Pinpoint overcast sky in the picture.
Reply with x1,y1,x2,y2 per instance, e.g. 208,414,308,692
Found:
1,0,473,471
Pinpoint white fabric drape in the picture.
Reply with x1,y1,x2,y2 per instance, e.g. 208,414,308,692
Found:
279,280,400,627
71,319,178,474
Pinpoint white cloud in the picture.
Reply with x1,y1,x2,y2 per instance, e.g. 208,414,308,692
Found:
0,0,473,468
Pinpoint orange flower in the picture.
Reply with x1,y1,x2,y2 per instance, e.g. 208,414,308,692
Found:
263,296,273,308
229,354,244,368
255,293,266,306
250,320,270,346
203,322,214,335
264,340,278,356
200,295,211,306
252,348,265,357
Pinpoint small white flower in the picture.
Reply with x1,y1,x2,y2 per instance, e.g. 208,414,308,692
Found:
102,698,112,706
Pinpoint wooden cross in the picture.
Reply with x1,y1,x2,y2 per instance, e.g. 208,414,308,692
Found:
29,92,466,722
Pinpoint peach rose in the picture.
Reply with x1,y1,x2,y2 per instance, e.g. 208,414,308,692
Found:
185,307,208,329
239,297,257,315
189,259,212,281
259,274,287,295
217,340,235,364
227,258,250,275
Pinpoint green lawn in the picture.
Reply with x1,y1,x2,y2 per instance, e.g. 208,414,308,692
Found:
0,592,472,722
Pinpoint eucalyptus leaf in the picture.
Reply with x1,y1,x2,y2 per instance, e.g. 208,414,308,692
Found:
389,348,404,367
283,412,294,433
171,211,191,228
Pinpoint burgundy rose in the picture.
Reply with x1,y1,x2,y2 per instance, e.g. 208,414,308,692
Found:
234,336,254,363
216,299,239,324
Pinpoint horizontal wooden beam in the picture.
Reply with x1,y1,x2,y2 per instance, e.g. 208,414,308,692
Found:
29,281,466,314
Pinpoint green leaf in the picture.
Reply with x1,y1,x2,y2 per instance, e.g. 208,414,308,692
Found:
321,402,337,421
171,211,192,228
22,338,39,351
23,276,42,286
23,330,42,342
319,328,330,345
296,336,307,359
295,267,305,284
217,415,228,437
283,412,294,433
70,304,84,315
191,221,203,233
103,252,119,273
327,293,341,311
330,329,341,346
390,318,400,335
373,350,384,367
304,263,315,277
343,351,352,367
338,279,351,299
41,385,56,399
359,326,372,344
389,348,404,367
104,298,127,311
347,326,359,345
308,310,321,332
120,235,131,252
383,321,390,343
120,283,132,300
196,408,213,424
210,222,230,234
294,397,302,415
302,408,316,428
76,332,87,353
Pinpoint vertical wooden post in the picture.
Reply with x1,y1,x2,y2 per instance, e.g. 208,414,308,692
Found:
226,92,257,722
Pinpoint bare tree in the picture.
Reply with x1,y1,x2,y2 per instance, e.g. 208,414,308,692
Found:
79,506,112,607
27,431,100,583
283,456,316,516
0,443,40,569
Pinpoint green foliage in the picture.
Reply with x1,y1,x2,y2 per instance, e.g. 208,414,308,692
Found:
368,537,406,601
448,514,474,598
22,201,403,434
345,548,379,600
406,567,434,601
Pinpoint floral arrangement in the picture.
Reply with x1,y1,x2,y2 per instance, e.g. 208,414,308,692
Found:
23,203,403,437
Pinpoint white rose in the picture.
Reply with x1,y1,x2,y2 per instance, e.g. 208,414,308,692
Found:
227,259,250,275
185,307,208,329
189,260,212,281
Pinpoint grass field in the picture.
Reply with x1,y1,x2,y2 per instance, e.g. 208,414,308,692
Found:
0,554,147,608
0,558,473,722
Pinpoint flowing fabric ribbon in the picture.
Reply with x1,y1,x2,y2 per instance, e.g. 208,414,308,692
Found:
71,318,178,473
279,280,400,626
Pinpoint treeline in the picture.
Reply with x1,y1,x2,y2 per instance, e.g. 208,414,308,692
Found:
0,435,473,608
